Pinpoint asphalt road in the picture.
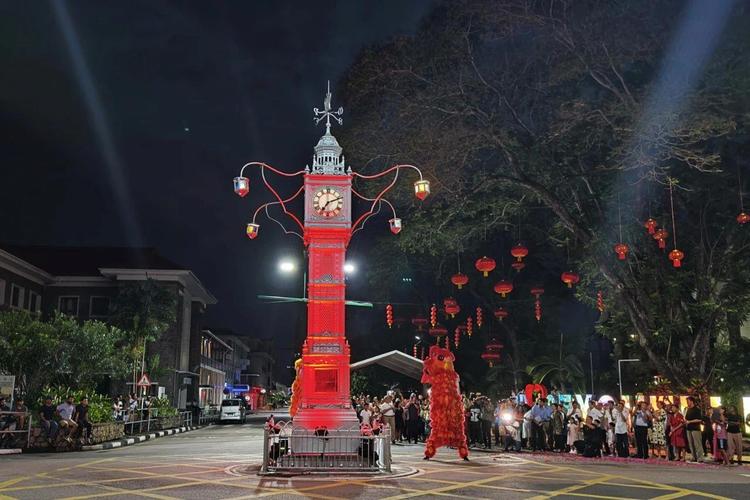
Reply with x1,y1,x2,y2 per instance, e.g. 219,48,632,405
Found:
1,422,749,499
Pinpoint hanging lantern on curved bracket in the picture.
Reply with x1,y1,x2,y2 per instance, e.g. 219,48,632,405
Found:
653,229,669,250
613,243,629,261
388,218,402,234
233,176,250,197
560,271,580,288
451,272,469,289
668,249,684,268
493,279,514,298
475,256,496,277
246,223,260,239
510,243,529,262
414,179,431,200
644,218,657,235
385,304,393,328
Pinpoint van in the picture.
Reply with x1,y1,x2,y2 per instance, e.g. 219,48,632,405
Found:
219,398,246,424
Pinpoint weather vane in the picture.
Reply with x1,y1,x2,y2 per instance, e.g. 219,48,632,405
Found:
313,80,343,132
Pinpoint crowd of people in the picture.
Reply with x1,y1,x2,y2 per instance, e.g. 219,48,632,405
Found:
352,391,745,466
0,394,93,447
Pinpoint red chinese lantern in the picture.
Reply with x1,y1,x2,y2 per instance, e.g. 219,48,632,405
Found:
451,272,469,289
530,286,545,298
653,229,669,250
475,256,496,277
443,297,458,308
597,291,604,313
411,316,428,332
388,218,402,234
560,271,580,288
737,212,750,224
385,304,393,328
233,176,250,197
429,325,448,338
510,243,529,262
480,350,501,367
486,339,503,351
644,218,657,235
430,305,437,328
668,248,684,268
476,307,483,328
511,261,526,272
466,316,473,336
444,303,460,318
494,307,509,321
414,179,431,200
493,279,514,298
613,242,629,261
246,223,260,239
534,299,542,322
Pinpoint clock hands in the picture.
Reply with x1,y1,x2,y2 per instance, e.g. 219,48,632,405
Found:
323,196,342,211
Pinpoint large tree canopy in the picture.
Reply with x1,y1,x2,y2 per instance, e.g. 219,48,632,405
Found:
341,0,750,391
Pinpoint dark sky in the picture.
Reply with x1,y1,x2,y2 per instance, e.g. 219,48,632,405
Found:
0,1,433,357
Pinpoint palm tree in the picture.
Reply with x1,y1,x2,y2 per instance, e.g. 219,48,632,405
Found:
526,354,586,394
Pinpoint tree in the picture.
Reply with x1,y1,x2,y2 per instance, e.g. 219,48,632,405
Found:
0,310,126,397
110,279,177,387
341,0,750,391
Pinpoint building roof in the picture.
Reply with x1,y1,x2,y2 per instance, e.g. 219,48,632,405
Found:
1,245,184,276
350,350,424,381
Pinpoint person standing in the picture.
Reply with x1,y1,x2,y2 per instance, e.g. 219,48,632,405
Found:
394,399,405,443
668,404,688,461
714,407,730,466
359,402,372,427
530,398,552,451
551,404,566,452
633,401,652,459
566,401,582,453
479,396,494,449
404,394,420,444
649,400,668,459
684,397,705,462
726,405,743,466
379,395,397,444
613,400,631,458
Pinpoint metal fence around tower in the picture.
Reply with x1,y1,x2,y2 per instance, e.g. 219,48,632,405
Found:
261,421,392,474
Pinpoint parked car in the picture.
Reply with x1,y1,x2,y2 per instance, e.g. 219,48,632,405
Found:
219,398,247,424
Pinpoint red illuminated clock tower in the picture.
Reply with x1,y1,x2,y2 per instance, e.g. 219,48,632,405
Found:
294,89,358,429
233,83,430,431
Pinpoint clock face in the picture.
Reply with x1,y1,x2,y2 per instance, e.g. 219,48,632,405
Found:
313,187,344,217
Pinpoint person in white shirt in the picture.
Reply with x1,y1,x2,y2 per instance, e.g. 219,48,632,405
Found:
603,400,616,456
56,396,78,442
612,400,631,457
566,401,583,453
379,395,396,444
359,403,372,426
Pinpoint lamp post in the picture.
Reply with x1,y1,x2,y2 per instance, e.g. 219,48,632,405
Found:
617,358,640,401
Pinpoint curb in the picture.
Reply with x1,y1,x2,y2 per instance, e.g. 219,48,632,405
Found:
0,449,22,455
81,426,197,451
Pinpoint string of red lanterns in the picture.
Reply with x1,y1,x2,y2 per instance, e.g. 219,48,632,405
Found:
386,304,393,328
476,307,483,328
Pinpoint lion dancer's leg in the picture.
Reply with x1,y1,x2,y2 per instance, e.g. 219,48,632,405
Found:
423,434,437,460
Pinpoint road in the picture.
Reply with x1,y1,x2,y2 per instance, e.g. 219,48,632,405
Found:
1,422,749,499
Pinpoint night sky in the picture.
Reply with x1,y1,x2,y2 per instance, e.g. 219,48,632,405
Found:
0,1,433,361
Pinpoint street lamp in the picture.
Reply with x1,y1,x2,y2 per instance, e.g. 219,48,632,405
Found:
344,262,356,275
278,260,296,273
618,358,640,401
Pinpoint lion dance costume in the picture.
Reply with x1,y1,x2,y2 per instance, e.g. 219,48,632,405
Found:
421,345,469,460
289,358,303,418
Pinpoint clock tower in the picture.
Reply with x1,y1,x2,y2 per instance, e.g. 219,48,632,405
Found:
293,84,358,430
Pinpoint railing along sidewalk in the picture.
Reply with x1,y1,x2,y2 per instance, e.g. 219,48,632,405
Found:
0,411,32,449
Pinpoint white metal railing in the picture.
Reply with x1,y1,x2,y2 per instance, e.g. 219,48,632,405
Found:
0,411,32,449
122,410,193,435
198,406,220,425
261,420,392,474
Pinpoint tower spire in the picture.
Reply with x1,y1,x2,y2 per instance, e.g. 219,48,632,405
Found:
311,81,346,175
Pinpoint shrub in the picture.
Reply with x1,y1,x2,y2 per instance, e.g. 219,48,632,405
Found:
38,386,114,423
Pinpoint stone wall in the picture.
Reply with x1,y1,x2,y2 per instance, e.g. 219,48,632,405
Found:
27,421,124,451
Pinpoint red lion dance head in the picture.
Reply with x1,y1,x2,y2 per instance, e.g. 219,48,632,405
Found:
421,345,469,460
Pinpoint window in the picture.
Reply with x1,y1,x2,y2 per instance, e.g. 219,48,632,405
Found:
89,296,110,318
58,296,79,316
0,279,5,305
10,284,24,309
27,291,41,312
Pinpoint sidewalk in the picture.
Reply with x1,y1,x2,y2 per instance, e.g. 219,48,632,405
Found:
82,425,198,451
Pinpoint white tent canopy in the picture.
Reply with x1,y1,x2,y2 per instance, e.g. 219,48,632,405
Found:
350,350,424,381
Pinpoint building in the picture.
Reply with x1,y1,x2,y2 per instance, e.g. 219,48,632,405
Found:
0,245,217,408
198,329,233,407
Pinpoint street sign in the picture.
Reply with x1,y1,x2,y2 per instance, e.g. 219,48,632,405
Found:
136,373,152,388
0,375,14,398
